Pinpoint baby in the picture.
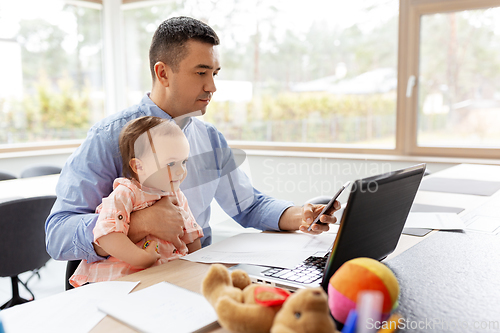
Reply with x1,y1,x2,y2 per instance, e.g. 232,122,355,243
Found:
70,116,202,287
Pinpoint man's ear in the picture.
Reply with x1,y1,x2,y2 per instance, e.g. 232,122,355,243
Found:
130,158,143,175
154,61,170,87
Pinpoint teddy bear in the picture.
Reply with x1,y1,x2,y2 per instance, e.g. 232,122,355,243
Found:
201,264,339,333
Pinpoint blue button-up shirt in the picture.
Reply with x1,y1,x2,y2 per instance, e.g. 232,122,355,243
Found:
45,94,293,263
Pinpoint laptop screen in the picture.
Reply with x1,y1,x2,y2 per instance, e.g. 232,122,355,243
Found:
321,164,426,291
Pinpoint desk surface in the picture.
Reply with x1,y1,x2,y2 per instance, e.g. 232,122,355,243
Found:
0,174,58,202
90,163,500,333
3,164,499,332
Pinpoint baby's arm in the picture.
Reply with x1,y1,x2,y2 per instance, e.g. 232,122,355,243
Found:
97,232,160,269
186,238,201,253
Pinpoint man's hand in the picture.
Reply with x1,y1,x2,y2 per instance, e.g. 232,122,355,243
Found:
128,196,187,252
299,201,340,234
278,201,341,235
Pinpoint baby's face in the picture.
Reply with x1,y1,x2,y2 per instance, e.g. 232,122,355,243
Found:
137,134,190,192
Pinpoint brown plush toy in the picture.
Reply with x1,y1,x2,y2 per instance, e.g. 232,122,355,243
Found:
202,264,339,333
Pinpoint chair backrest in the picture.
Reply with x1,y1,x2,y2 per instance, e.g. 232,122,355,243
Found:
0,171,17,181
20,165,62,178
0,195,56,277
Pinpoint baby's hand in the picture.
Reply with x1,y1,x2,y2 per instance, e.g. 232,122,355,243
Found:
142,240,161,268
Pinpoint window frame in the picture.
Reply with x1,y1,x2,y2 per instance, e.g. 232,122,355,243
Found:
1,0,500,161
398,0,500,159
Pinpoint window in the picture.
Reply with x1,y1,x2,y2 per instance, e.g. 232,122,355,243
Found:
419,9,500,148
0,0,104,147
399,0,500,158
123,0,399,149
2,0,499,160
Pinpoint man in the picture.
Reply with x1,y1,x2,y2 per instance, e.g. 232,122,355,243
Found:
46,16,339,263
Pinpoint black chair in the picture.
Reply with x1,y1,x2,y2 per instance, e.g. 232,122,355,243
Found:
65,260,81,291
20,165,62,178
0,171,17,181
0,195,56,309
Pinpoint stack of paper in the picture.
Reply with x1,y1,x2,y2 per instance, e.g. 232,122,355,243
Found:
404,212,466,230
0,281,139,333
98,282,218,333
182,232,337,268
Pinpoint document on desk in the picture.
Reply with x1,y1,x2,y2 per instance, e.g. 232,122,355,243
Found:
419,177,500,196
97,282,218,333
182,232,338,268
404,212,466,230
0,281,139,333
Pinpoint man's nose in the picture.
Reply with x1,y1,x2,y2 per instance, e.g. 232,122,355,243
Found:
204,76,216,93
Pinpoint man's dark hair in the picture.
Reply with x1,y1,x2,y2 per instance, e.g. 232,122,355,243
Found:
149,16,220,80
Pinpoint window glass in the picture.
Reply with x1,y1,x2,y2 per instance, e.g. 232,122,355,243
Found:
418,8,500,148
123,0,398,147
0,0,104,146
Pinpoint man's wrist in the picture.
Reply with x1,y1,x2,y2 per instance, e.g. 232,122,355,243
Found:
129,209,151,242
278,206,302,231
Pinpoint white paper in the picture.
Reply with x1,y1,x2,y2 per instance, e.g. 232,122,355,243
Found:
404,212,466,230
97,282,218,333
182,232,337,268
467,216,500,233
0,281,139,333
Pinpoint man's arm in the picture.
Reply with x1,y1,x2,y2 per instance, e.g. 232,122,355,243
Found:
209,125,339,234
45,126,120,262
127,195,187,252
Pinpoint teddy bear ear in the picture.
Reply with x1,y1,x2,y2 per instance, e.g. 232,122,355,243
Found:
254,286,291,307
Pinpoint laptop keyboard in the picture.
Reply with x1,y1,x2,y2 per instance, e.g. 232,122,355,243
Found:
261,255,328,284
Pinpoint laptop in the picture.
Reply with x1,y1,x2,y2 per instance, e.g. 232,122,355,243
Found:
231,163,426,292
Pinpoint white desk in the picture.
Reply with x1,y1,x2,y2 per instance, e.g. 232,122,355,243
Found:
3,164,500,333
0,174,58,202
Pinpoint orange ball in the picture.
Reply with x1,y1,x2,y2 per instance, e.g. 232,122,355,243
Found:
328,258,399,324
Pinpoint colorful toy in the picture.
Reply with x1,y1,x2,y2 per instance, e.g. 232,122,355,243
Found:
327,257,399,324
202,264,339,333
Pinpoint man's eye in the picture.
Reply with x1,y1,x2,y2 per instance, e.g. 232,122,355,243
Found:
182,159,188,165
197,72,206,75
213,72,219,77
167,162,175,167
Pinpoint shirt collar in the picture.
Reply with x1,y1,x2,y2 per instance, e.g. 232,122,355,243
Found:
141,93,193,131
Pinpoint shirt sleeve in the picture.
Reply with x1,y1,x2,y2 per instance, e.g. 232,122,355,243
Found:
45,125,122,263
208,125,294,231
93,184,135,244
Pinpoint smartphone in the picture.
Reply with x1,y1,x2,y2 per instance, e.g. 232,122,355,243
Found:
307,181,350,231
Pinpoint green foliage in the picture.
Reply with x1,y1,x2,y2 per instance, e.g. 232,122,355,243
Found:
205,93,396,144
208,93,395,123
1,73,90,143
249,93,395,121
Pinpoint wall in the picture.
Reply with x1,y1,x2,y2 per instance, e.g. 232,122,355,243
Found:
0,149,455,203
244,154,455,205
0,148,458,241
0,150,72,178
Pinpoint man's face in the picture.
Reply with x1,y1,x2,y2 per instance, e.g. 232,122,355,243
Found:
165,40,221,118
